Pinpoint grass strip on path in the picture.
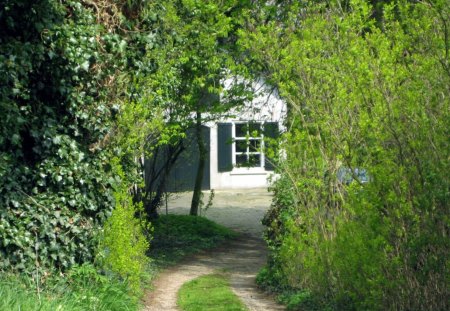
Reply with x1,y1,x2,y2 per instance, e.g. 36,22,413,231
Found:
177,273,248,311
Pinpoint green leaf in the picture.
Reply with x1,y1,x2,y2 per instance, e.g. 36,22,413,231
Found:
80,60,90,72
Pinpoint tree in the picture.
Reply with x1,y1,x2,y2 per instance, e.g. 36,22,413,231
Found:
140,0,253,216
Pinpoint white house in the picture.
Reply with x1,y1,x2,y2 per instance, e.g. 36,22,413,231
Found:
208,79,286,189
157,79,287,191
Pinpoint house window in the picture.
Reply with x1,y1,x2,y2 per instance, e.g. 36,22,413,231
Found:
233,122,264,168
217,121,278,172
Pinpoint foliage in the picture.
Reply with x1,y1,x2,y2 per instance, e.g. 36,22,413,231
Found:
243,0,450,310
177,273,248,311
1,0,115,274
144,0,252,122
0,0,160,276
99,96,160,294
100,188,151,295
0,264,138,311
199,189,215,216
149,215,237,267
139,0,254,216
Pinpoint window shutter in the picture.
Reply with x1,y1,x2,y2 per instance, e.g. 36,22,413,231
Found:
263,122,279,171
217,123,233,172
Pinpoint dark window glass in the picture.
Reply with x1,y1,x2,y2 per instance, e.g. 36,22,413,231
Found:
249,139,261,151
235,123,247,137
248,122,261,136
248,154,261,166
235,140,247,152
236,154,247,166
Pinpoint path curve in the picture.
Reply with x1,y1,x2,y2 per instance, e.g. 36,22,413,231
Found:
143,236,283,311
143,189,284,311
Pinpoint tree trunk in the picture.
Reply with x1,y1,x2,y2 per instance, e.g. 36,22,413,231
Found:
143,142,184,219
190,111,206,216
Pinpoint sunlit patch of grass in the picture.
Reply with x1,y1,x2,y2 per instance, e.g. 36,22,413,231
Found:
177,273,248,311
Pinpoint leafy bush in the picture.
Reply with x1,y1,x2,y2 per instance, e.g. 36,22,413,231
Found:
244,1,449,310
101,189,151,295
277,291,324,311
0,0,158,275
0,0,120,274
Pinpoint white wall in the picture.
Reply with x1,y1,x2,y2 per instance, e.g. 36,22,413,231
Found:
209,78,286,189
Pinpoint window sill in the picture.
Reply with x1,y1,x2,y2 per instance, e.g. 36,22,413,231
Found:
230,168,268,175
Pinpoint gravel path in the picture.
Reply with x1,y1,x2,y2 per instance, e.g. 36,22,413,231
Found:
143,189,284,311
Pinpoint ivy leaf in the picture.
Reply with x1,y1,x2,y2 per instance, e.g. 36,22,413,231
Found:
80,60,90,72
11,134,20,145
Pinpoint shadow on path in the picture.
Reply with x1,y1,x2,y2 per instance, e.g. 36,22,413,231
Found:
143,189,284,311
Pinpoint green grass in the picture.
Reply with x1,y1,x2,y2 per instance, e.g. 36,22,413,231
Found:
0,265,139,311
149,214,238,267
177,274,248,311
0,277,73,311
0,215,237,311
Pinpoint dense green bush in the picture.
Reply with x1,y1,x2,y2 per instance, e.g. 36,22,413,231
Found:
243,0,449,310
1,0,116,274
0,0,158,276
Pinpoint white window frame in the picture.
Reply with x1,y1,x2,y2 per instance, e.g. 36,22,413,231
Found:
231,121,266,171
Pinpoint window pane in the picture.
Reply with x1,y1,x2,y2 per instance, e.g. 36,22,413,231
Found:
249,139,261,152
248,122,261,137
248,154,261,167
235,123,247,137
236,154,247,166
235,140,247,152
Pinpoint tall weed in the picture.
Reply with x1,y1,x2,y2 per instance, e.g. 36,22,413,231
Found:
100,189,151,295
0,264,138,311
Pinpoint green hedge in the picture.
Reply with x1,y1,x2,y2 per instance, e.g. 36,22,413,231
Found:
243,1,449,310
0,0,154,275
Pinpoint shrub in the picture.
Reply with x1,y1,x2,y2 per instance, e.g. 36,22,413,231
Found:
245,0,450,310
0,0,160,275
100,189,151,295
0,0,118,273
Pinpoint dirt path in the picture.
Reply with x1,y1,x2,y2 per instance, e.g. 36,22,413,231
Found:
143,189,284,311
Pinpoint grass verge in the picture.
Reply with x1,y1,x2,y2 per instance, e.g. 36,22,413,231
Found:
148,214,238,268
0,264,139,311
177,273,248,311
0,215,237,311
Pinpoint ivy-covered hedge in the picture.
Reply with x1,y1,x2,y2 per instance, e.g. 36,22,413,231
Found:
0,0,150,274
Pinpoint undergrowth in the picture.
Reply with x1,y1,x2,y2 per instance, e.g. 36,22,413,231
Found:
149,214,238,268
0,264,139,311
256,267,329,311
250,0,449,309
